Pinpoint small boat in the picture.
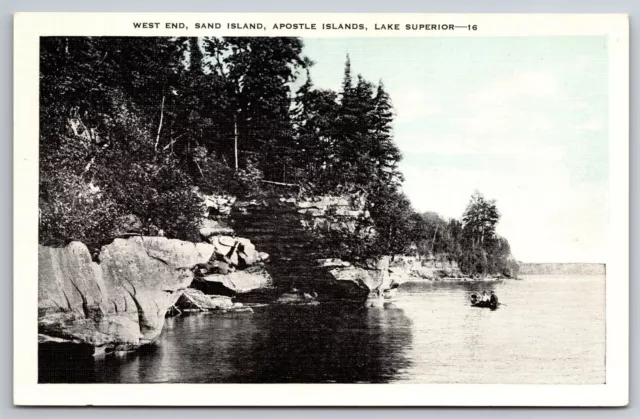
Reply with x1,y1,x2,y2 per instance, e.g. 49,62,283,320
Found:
470,293,499,310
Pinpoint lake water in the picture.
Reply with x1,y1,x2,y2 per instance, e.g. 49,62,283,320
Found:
39,275,605,384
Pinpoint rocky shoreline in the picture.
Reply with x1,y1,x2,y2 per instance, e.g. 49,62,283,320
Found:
387,254,517,282
38,234,403,356
38,192,514,356
38,237,210,356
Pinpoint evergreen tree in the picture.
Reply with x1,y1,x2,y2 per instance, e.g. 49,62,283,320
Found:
368,186,415,256
372,82,403,187
462,190,500,247
346,75,378,187
38,36,517,273
292,69,340,187
204,37,308,182
341,54,353,94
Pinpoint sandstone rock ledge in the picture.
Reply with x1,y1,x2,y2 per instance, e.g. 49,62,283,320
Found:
322,256,409,304
38,237,214,355
175,288,253,313
190,232,273,297
192,266,273,296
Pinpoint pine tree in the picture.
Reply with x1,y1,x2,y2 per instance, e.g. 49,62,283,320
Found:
372,82,403,186
341,54,353,94
293,70,340,187
335,60,374,187
203,37,308,182
462,190,500,247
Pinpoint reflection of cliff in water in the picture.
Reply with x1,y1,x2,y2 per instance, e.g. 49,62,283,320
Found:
40,277,606,384
39,303,414,383
236,303,413,383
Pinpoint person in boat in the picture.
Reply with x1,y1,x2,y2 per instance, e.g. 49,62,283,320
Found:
490,291,499,306
481,291,490,303
470,293,479,304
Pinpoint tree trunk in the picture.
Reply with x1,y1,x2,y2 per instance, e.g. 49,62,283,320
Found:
430,224,440,254
234,113,239,172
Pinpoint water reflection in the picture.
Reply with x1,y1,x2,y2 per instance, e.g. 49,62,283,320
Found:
237,304,414,383
39,276,605,384
39,302,413,383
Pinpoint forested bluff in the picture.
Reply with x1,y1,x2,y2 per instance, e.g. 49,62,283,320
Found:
38,37,518,353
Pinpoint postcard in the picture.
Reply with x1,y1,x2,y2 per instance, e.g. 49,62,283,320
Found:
13,12,629,406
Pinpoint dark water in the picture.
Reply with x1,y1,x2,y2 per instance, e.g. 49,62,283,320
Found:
39,275,605,384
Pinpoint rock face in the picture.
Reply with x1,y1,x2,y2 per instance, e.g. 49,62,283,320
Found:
176,288,233,311
387,255,463,280
227,193,393,302
38,237,214,355
385,255,522,281
194,190,407,302
175,289,254,313
191,225,273,296
326,256,394,302
192,265,273,296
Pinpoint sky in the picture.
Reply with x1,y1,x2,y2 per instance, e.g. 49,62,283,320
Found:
300,37,609,263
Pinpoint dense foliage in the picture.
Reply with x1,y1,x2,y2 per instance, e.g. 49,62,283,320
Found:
39,37,516,275
367,190,518,277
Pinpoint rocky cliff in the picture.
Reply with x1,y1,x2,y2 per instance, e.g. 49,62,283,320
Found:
387,256,463,280
38,237,213,355
38,191,404,354
213,193,402,302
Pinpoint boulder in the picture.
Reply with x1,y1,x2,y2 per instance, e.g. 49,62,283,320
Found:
237,238,259,266
328,266,385,294
215,261,233,275
217,235,236,247
38,237,214,354
326,256,392,301
192,265,273,296
176,288,233,311
238,251,256,266
209,236,239,266
203,236,263,269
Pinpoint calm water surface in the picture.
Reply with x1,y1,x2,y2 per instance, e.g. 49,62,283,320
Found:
39,275,605,384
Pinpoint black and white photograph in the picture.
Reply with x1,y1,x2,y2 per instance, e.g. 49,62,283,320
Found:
14,13,629,406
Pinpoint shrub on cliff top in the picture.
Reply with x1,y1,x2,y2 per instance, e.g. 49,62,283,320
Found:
39,144,203,249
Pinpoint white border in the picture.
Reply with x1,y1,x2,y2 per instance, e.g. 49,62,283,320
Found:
13,13,629,406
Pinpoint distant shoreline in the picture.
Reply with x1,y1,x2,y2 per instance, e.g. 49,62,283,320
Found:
518,263,605,276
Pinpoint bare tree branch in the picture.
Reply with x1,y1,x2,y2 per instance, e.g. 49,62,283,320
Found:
154,94,166,152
